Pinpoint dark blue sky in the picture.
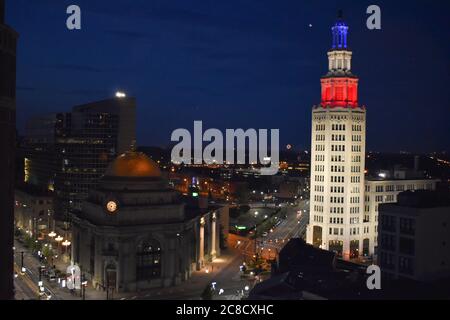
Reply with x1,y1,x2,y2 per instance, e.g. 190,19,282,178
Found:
7,0,450,152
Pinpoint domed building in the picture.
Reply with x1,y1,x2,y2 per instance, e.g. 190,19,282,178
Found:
71,151,227,293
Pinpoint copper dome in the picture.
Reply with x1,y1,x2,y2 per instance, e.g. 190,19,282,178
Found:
105,151,162,178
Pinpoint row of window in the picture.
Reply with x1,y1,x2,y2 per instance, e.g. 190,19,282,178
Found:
314,175,325,182
350,217,360,224
330,217,344,224
351,176,361,183
315,134,325,141
314,185,324,192
314,165,325,172
313,205,323,213
332,124,346,131
330,196,344,203
331,165,345,172
331,186,344,193
313,215,324,222
350,207,360,214
314,195,324,202
315,154,325,161
315,123,326,131
331,134,346,141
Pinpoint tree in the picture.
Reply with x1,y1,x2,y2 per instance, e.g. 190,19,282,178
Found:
42,246,54,259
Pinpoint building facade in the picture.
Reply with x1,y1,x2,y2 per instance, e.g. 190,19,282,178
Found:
306,16,366,260
71,151,226,292
23,97,136,219
0,0,18,299
306,16,439,261
378,190,450,282
363,178,438,256
14,187,54,239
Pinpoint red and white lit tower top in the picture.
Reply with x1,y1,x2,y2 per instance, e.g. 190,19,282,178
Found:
320,12,359,108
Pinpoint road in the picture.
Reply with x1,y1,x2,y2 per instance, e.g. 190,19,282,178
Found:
234,199,309,260
12,199,310,300
13,240,81,300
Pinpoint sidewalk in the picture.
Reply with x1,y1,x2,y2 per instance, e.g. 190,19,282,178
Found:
15,236,247,300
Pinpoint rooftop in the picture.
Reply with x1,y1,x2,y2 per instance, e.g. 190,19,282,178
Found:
104,151,162,178
395,190,450,208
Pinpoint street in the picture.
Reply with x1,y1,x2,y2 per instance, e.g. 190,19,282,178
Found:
13,198,309,301
233,199,309,260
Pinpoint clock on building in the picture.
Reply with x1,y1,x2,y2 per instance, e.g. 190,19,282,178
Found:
106,200,118,214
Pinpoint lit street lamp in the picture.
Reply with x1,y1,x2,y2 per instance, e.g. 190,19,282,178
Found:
62,240,71,259
55,236,63,257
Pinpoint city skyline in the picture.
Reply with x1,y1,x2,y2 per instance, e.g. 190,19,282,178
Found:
4,1,450,303
8,0,450,153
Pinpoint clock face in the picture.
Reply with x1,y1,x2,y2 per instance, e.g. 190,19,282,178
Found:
106,201,118,214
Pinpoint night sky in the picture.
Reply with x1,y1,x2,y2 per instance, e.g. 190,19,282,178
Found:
7,0,450,152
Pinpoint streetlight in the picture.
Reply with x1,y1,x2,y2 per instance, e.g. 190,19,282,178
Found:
62,240,71,259
20,251,25,273
48,231,56,239
55,235,63,255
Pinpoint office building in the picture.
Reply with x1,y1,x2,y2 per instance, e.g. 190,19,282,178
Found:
305,15,439,260
306,15,366,259
23,97,136,219
378,190,450,282
0,0,18,299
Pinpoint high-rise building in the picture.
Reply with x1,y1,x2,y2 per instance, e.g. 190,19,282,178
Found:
306,15,439,261
23,97,136,219
306,15,367,260
0,0,18,299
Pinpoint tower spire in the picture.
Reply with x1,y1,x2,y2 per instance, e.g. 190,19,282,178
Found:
331,10,349,49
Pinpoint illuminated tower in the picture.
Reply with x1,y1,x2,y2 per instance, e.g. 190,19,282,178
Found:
0,0,19,299
306,13,367,260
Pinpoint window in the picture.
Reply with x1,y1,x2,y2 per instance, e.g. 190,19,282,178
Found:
400,218,415,235
398,257,414,275
136,239,162,280
399,237,415,255
381,215,396,232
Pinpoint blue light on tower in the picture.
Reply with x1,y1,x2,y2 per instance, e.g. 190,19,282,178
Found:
331,12,349,49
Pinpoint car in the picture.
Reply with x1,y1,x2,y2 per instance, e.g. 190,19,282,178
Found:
262,232,268,237
48,271,57,282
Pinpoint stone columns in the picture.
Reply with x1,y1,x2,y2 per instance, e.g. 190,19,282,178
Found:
210,213,217,259
199,217,205,268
